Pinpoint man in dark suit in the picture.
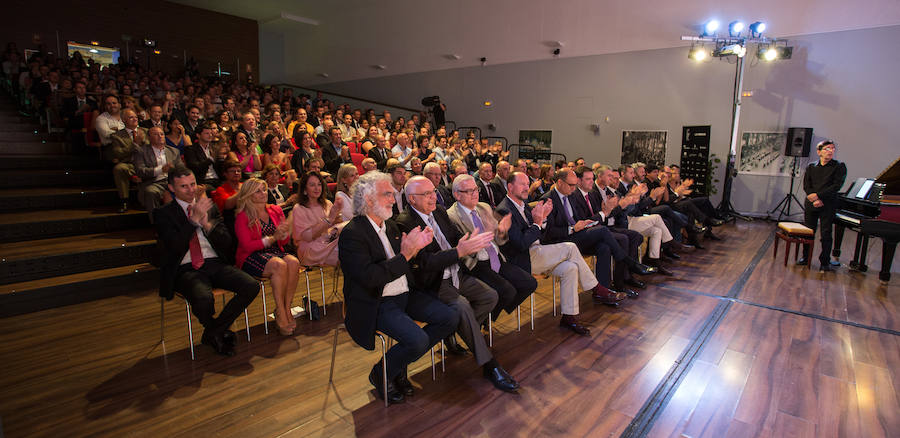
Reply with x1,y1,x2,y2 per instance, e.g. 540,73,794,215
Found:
570,166,644,296
139,104,166,130
423,162,453,209
338,171,457,405
367,134,391,171
321,126,352,176
154,167,259,357
396,176,520,393
475,162,498,207
183,123,222,188
386,162,408,217
447,174,537,320
61,81,97,146
541,169,655,289
134,126,183,218
489,160,511,202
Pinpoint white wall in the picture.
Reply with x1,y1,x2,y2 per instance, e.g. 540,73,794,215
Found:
308,25,900,218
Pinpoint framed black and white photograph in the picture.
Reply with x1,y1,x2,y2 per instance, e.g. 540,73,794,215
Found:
622,130,667,166
738,131,792,176
518,130,552,160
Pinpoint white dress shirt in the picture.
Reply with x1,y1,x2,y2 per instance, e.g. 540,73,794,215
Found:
366,216,408,297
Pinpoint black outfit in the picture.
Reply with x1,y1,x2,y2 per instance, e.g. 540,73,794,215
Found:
571,189,642,288
153,201,259,345
495,197,542,273
183,143,222,187
321,142,350,176
435,185,454,209
367,146,389,171
802,159,848,266
476,178,498,207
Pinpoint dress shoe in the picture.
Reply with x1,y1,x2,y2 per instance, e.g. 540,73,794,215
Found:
689,240,706,250
118,201,128,214
625,257,657,275
592,284,626,306
662,246,681,260
615,288,639,298
796,258,808,266
369,364,405,404
444,335,467,356
201,329,235,357
677,242,695,251
709,218,725,227
222,329,236,346
819,263,835,272
559,315,591,336
483,364,519,393
394,368,414,396
624,278,645,289
691,223,709,234
646,258,674,276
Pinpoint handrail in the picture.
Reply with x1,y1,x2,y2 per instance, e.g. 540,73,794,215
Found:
272,83,422,114
483,136,508,151
457,126,482,141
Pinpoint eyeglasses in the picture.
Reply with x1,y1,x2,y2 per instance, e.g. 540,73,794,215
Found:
456,188,478,195
410,189,437,197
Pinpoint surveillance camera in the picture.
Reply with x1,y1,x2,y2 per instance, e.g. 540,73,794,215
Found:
480,57,487,63
553,48,561,56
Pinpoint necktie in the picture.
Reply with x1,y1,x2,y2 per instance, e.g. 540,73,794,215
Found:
584,193,593,213
131,130,136,142
186,205,205,269
470,210,500,272
428,215,459,288
436,189,444,207
484,182,495,206
606,188,615,198
562,196,575,226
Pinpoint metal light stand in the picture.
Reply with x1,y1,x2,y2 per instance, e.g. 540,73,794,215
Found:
767,156,805,221
717,53,752,222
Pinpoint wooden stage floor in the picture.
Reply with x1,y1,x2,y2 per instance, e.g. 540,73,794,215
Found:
1,220,898,437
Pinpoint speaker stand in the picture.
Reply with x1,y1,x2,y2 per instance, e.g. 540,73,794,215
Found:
767,157,806,221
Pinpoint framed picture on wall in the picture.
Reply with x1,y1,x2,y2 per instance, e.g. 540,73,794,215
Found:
518,130,552,160
738,131,792,176
622,130,667,166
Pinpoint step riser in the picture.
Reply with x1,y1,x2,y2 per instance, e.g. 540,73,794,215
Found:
0,142,67,155
0,123,40,132
0,156,104,171
0,269,158,318
0,213,150,243
0,191,123,212
0,171,109,188
0,131,54,141
1,244,157,284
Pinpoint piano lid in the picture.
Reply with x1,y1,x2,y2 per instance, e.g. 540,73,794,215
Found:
876,155,900,196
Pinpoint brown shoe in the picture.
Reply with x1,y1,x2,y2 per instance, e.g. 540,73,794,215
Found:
591,284,626,305
559,315,590,336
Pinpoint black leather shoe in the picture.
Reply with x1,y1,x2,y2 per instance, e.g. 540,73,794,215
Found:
656,265,674,276
118,201,128,214
677,242,695,251
222,329,236,346
796,258,808,266
691,241,706,250
626,258,657,275
201,329,235,357
484,365,519,392
394,368,414,396
369,365,405,404
709,218,725,227
662,247,681,260
559,315,590,335
819,264,835,272
625,278,645,289
444,335,467,356
617,288,639,298
592,284,626,306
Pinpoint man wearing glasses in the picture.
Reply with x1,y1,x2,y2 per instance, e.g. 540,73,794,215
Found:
800,140,847,271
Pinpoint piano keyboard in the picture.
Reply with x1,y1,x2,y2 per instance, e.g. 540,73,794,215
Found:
836,213,861,225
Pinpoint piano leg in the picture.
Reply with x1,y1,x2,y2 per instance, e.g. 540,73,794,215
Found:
878,240,896,283
849,233,869,272
833,224,846,259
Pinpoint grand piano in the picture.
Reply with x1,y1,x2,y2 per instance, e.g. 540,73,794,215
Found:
833,156,900,283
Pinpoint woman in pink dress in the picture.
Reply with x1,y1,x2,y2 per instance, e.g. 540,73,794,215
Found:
234,178,301,335
292,171,344,267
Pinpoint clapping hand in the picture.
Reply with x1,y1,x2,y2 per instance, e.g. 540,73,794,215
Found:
498,213,512,233
189,195,212,227
602,196,618,216
456,231,494,257
531,199,552,225
329,197,344,222
274,221,291,241
401,226,434,259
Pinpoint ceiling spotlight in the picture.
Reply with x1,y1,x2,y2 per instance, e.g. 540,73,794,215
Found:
373,64,386,70
689,45,707,61
702,20,720,36
749,21,766,37
552,48,561,56
759,46,778,61
728,21,745,37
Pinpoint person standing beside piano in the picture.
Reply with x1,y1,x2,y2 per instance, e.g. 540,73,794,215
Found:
800,140,847,271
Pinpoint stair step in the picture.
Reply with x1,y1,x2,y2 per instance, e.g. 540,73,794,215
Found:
0,154,104,171
0,131,55,142
0,263,158,317
0,229,157,284
0,207,150,243
0,169,109,188
0,114,32,123
0,141,67,155
0,122,41,132
0,187,123,212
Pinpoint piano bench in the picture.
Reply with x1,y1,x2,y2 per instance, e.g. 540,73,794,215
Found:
774,222,814,268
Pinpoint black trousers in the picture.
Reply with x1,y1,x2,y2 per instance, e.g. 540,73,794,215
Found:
804,200,836,265
568,226,625,287
469,260,538,317
611,228,643,286
175,258,260,334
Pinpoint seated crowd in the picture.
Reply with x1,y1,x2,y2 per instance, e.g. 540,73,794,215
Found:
4,46,727,405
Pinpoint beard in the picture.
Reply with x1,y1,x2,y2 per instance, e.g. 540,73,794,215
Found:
372,203,393,221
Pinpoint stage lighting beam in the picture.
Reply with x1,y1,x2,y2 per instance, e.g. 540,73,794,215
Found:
729,21,745,37
750,21,766,37
702,20,720,36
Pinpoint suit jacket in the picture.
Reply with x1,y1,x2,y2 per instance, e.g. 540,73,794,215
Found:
321,142,349,175
539,189,577,244
569,189,606,223
394,205,462,294
108,127,146,164
61,95,97,125
133,144,183,186
496,197,542,273
489,176,508,201
153,201,233,300
139,118,166,130
475,177,498,207
338,215,413,350
367,146,389,171
592,185,629,228
266,184,291,205
183,143,219,185
445,201,508,270
435,185,454,209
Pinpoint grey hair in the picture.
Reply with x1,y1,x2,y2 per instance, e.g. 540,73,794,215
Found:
350,171,391,217
631,162,646,169
452,173,475,193
423,162,441,174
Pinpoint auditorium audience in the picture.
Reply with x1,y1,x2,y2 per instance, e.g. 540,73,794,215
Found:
94,94,124,146
134,125,182,219
108,108,145,213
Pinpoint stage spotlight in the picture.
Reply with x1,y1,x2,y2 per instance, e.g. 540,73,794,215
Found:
749,21,766,36
702,20,720,36
729,21,745,37
689,45,707,61
714,43,746,58
760,46,777,61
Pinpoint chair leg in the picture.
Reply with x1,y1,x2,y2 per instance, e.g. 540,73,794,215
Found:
440,340,445,373
160,297,165,344
260,280,268,335
530,293,535,331
552,277,558,316
185,302,195,360
773,234,779,260
376,333,388,407
243,309,251,342
516,305,521,332
304,270,313,320
318,267,327,316
431,343,436,381
487,313,493,347
328,324,345,383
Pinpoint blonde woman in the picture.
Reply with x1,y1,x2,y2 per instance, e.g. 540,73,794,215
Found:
334,164,358,220
234,178,300,335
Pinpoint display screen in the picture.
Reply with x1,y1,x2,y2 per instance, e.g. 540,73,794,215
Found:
856,179,874,199
67,42,119,66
